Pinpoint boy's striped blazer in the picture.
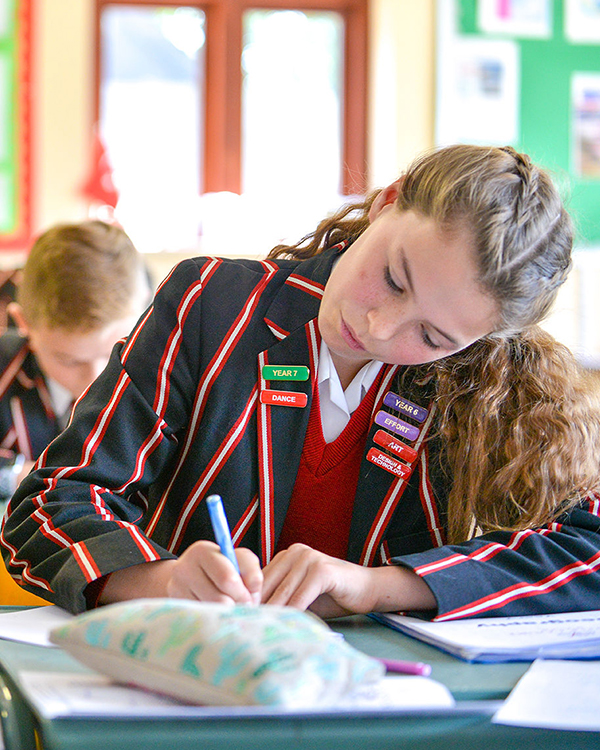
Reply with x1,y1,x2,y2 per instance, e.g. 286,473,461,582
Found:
0,331,62,497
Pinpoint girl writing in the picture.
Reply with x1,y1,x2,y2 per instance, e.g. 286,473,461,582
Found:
3,144,600,620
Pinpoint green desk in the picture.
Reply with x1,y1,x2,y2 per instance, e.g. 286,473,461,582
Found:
0,610,595,750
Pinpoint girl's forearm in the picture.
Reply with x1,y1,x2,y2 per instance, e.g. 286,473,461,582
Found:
369,564,437,613
98,556,437,616
99,560,175,605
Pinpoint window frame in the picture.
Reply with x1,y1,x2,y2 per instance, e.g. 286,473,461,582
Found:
0,0,33,251
94,0,368,196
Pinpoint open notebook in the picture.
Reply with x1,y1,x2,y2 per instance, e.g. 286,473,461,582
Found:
372,609,600,662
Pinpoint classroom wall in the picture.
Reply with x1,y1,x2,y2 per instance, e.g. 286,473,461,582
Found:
14,1,598,363
33,0,96,236
26,0,435,271
368,0,435,185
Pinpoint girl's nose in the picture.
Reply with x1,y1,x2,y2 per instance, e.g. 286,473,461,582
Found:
366,307,398,341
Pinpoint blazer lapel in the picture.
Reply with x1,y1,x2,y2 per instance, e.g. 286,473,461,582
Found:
256,320,320,565
346,369,438,566
255,248,339,565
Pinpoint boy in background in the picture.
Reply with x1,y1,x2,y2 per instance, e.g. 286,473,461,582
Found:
0,220,152,500
0,220,151,604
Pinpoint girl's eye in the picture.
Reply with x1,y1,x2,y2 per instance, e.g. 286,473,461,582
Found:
421,327,442,351
384,266,404,294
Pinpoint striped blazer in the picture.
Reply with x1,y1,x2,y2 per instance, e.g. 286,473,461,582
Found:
3,247,600,617
0,332,61,497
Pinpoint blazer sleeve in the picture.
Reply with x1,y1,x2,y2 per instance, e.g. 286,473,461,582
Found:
0,259,207,613
393,498,600,619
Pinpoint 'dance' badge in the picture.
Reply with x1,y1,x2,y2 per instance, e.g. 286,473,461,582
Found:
260,389,308,408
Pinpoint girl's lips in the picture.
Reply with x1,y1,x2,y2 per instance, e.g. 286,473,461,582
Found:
341,318,366,351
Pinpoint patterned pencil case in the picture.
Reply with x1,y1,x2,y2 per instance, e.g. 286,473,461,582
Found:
50,598,384,707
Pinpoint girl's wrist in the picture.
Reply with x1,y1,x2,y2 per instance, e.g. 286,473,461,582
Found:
99,559,177,605
369,564,437,613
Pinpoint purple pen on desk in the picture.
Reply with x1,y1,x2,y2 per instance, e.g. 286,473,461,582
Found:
379,658,432,676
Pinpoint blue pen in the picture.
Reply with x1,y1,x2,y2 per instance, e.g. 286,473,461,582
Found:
206,494,240,574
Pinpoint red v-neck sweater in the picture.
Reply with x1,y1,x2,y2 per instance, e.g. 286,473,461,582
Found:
275,372,384,560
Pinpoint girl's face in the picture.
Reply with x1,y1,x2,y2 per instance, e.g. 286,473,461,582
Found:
318,187,498,386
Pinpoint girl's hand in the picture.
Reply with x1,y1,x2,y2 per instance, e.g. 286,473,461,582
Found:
164,541,263,605
261,543,437,618
100,541,263,606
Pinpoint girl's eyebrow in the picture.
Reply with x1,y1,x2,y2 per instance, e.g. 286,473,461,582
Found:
399,249,460,348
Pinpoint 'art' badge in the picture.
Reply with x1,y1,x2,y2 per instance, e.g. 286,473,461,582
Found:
367,448,413,479
260,389,308,408
262,365,310,381
373,429,418,462
383,392,428,423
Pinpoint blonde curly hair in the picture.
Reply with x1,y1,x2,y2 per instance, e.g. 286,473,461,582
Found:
427,328,600,542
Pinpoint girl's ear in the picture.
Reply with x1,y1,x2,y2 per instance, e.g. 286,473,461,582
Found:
6,302,30,337
368,178,403,223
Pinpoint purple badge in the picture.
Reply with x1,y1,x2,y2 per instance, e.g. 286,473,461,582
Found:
383,392,428,423
374,411,420,442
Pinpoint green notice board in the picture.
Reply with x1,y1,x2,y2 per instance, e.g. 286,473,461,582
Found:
452,0,600,246
0,0,31,250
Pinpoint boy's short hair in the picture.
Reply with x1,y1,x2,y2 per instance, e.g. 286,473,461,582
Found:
17,220,151,332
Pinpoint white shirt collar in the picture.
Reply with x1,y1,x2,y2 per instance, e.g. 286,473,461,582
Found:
317,338,383,443
46,377,74,428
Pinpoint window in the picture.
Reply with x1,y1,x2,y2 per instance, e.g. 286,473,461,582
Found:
95,0,368,254
0,0,32,251
241,9,344,199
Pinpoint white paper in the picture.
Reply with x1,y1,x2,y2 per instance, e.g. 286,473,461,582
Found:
493,659,600,731
478,0,552,38
571,73,600,179
375,610,600,662
0,0,11,39
565,0,600,43
17,671,454,719
0,606,73,647
436,0,520,147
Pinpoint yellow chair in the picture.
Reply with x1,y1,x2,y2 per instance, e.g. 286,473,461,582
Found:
0,556,49,606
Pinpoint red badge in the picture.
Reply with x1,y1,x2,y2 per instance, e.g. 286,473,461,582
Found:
260,389,308,408
367,447,413,478
373,429,418,462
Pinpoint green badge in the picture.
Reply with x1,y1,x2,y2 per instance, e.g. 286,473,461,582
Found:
262,365,310,381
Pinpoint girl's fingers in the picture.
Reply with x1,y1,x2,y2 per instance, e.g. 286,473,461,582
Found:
260,544,311,602
266,569,323,610
166,541,261,605
262,544,384,616
262,544,335,608
167,562,234,605
236,547,264,604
